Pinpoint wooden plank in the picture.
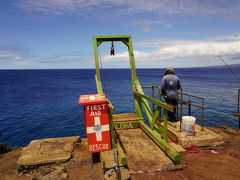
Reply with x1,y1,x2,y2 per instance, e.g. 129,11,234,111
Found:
158,121,224,147
139,121,180,162
157,121,178,143
114,121,140,130
113,113,139,117
169,143,186,165
116,129,183,173
114,117,143,122
234,113,240,117
114,115,140,119
113,113,143,122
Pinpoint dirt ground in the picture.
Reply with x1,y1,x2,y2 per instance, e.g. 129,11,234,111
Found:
0,139,103,180
0,126,240,180
116,129,183,173
131,126,240,180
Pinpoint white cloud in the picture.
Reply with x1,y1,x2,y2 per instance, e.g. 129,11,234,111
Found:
0,45,31,61
100,33,240,65
0,46,34,67
1,33,240,69
142,27,152,32
15,0,240,18
14,0,240,34
0,45,90,68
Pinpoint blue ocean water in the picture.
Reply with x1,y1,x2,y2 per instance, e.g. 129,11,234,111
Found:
0,68,239,146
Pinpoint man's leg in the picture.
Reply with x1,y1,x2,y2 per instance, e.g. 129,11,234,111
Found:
165,98,175,122
171,99,178,122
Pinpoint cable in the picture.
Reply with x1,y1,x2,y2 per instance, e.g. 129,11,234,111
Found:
198,33,240,82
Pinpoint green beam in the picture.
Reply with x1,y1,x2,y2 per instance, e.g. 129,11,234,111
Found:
150,107,161,129
127,37,138,87
133,90,174,112
139,121,179,162
93,38,103,94
115,142,128,166
93,35,131,42
135,95,143,117
106,97,115,113
94,74,103,94
122,39,129,47
141,97,153,116
163,109,168,142
140,99,153,123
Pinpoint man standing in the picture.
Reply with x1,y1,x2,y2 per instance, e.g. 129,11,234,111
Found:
161,68,181,122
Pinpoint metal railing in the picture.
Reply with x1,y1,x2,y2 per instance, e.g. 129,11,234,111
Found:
236,89,240,115
142,85,162,113
234,89,240,128
142,86,205,130
179,90,205,130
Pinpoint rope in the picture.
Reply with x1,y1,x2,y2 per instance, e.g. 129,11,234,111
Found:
183,124,200,153
110,41,115,56
98,49,107,95
185,145,200,153
100,43,120,179
180,9,239,82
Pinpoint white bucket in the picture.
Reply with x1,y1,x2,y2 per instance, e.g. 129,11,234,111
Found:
181,116,196,136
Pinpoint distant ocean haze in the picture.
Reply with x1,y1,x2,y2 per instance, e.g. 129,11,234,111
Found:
0,67,239,146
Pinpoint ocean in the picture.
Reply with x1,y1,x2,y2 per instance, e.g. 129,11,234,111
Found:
0,67,239,146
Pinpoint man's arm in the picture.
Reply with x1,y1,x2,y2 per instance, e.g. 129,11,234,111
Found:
177,79,181,90
161,77,166,95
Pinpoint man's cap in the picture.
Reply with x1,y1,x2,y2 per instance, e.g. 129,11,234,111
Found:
164,67,175,75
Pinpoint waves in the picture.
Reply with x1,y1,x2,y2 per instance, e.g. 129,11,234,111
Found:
0,68,239,146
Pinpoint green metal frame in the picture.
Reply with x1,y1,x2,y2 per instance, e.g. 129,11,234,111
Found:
93,35,179,163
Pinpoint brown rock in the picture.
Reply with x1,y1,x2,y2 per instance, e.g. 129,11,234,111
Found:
18,136,80,166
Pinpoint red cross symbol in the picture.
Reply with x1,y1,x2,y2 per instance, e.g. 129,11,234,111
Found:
86,117,110,141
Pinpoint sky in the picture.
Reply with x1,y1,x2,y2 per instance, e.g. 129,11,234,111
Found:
0,0,240,69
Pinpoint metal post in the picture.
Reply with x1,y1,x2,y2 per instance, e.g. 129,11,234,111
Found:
239,117,240,129
180,88,183,132
238,89,240,128
201,98,204,131
180,88,183,118
109,113,121,180
237,89,240,128
163,109,168,142
188,100,191,116
92,152,100,163
238,89,240,114
152,86,155,113
158,87,162,121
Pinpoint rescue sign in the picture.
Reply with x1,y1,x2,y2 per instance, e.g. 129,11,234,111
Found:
79,94,112,153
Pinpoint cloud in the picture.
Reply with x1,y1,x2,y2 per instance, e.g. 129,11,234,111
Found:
0,44,92,68
14,0,240,34
37,52,92,64
99,33,240,65
1,33,240,69
0,45,34,65
15,0,240,18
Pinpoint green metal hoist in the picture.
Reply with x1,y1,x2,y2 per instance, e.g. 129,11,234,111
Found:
93,35,180,167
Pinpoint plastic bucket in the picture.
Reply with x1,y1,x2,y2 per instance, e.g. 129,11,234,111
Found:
181,116,196,136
